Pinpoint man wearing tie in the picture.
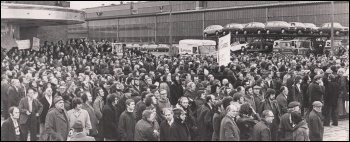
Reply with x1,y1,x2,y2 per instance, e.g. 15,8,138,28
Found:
18,88,43,141
1,107,21,141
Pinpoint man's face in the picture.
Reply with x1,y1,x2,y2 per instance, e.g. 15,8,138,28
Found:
228,106,238,117
269,94,275,100
266,111,274,124
27,89,34,98
148,112,156,122
146,78,152,84
151,96,157,104
154,91,160,100
55,100,64,110
128,102,135,111
247,88,253,94
160,90,167,100
194,77,199,83
191,84,196,91
98,89,104,97
11,107,20,119
13,80,20,87
181,98,189,108
180,113,186,121
164,110,173,122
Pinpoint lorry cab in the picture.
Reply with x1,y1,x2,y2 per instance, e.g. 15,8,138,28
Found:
272,40,294,54
178,39,217,56
291,39,312,55
324,40,344,55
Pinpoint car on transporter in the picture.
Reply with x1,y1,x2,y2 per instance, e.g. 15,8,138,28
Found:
303,23,320,34
318,22,349,36
222,23,246,35
264,21,294,34
289,22,311,34
243,22,266,34
203,25,223,37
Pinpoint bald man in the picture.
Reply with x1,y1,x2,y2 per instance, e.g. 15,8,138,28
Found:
219,105,240,141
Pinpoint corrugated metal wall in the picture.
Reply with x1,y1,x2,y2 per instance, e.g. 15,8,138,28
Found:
71,1,349,43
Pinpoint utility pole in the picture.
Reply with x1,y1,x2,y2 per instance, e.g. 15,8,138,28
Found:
169,1,173,56
331,1,335,56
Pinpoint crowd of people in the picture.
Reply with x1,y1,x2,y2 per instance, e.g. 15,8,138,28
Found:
1,38,349,141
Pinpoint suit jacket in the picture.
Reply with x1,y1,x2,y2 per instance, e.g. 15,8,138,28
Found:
39,96,54,123
308,82,325,104
197,103,214,141
276,94,288,115
1,82,10,102
70,133,95,141
264,80,276,90
219,115,240,141
252,119,271,141
7,85,21,107
18,97,43,124
1,118,18,141
45,108,70,141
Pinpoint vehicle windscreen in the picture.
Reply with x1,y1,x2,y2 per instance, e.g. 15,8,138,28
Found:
199,45,216,55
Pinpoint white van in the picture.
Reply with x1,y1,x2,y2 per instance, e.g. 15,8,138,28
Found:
178,39,217,56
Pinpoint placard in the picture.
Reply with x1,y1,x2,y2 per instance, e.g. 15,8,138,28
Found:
112,43,123,56
218,34,231,66
16,39,30,50
32,37,40,51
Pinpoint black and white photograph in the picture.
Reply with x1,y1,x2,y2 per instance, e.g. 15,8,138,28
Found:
1,1,349,141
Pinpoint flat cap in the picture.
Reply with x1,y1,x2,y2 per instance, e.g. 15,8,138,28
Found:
288,101,300,108
313,75,323,81
312,101,323,107
253,86,261,89
325,69,333,74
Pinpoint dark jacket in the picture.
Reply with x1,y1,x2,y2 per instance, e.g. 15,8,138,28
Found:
276,93,288,116
7,85,21,107
290,84,303,104
134,101,146,122
292,120,309,141
170,81,184,105
160,119,171,141
102,104,119,140
18,97,43,125
1,118,18,141
134,119,158,141
70,133,95,141
169,117,189,141
325,81,340,106
45,108,70,141
39,96,54,123
252,118,271,141
212,111,225,141
118,110,136,141
278,112,293,141
308,82,325,104
81,103,98,136
196,103,214,141
236,114,260,141
219,115,240,141
307,110,324,141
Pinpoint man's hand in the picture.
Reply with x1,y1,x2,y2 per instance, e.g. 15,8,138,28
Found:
26,110,31,115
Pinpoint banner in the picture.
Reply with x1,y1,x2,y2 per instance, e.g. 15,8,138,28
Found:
218,34,231,66
32,37,40,51
112,43,124,56
1,33,18,50
16,39,30,50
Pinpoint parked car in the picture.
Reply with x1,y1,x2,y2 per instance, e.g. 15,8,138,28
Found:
303,23,320,34
231,41,248,52
265,21,293,34
204,25,223,37
246,38,274,53
318,22,349,35
147,44,158,52
243,22,265,34
157,44,170,52
222,23,246,35
289,22,309,34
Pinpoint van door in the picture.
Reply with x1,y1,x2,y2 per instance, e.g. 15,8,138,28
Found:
193,46,198,54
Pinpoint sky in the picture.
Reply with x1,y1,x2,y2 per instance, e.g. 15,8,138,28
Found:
70,1,122,10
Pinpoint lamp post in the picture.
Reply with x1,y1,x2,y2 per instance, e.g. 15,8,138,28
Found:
330,1,335,56
169,1,173,56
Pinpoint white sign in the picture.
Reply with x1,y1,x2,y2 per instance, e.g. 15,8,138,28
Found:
218,34,231,66
32,37,40,51
16,39,30,50
112,43,123,56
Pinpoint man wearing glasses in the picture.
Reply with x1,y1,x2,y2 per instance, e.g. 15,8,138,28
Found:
252,110,274,141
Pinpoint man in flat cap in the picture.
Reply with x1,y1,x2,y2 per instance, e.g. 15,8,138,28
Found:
69,120,95,141
278,101,300,141
307,101,324,141
45,96,70,141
